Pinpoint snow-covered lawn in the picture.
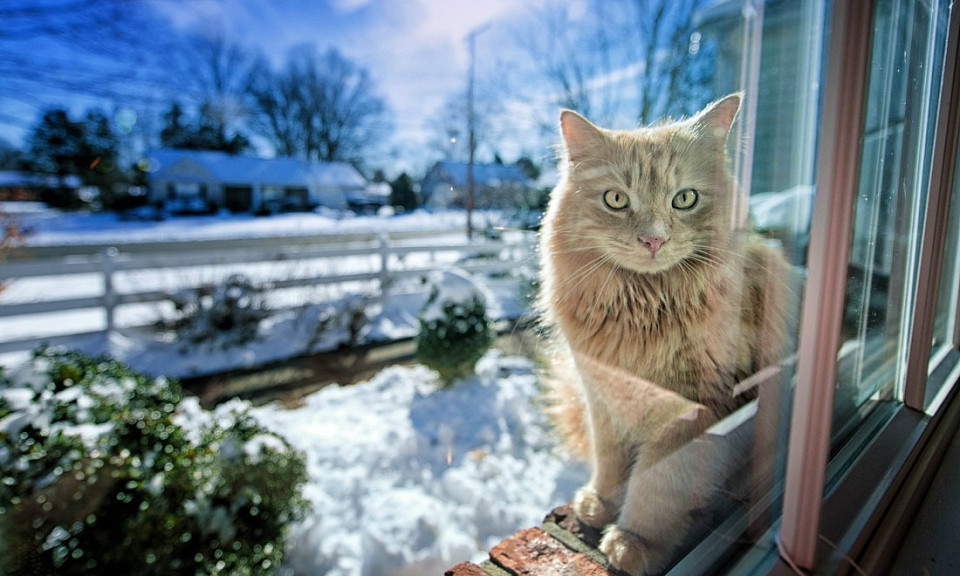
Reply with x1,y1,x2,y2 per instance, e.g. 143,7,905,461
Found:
251,352,586,575
5,203,509,246
0,205,586,575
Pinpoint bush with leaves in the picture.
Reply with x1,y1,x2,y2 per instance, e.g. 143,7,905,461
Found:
0,349,310,576
158,273,270,350
415,270,495,386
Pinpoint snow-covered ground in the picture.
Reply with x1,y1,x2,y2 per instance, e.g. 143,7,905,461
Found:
0,204,587,575
4,202,510,245
252,352,587,575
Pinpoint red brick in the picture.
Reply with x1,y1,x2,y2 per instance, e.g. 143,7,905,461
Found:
544,504,604,549
445,562,489,576
489,527,610,576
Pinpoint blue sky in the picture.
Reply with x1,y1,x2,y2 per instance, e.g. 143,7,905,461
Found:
1,0,547,174
147,0,544,172
3,0,708,177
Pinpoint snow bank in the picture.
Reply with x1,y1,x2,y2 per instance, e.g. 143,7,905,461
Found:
249,351,587,576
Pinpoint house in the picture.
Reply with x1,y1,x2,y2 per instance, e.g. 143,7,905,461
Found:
420,160,529,210
143,149,367,214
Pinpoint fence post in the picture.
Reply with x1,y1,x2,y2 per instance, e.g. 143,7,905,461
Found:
101,247,119,334
378,234,391,302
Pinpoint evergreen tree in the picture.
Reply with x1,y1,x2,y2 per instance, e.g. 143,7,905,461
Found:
27,109,85,178
159,101,249,154
0,139,25,171
159,102,190,149
82,111,121,190
26,108,123,209
389,172,418,212
515,156,541,181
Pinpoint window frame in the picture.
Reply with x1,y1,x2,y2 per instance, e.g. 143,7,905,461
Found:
769,0,960,572
903,0,960,408
666,2,960,572
777,0,877,566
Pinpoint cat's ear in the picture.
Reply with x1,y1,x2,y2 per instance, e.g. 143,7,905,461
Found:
560,109,605,162
691,93,742,145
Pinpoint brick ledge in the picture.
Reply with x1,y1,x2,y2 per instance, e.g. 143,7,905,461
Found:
445,504,625,576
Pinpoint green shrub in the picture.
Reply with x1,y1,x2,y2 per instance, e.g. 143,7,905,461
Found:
415,271,495,386
0,348,309,576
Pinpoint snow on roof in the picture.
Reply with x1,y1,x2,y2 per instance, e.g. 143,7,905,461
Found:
145,149,367,188
431,160,528,189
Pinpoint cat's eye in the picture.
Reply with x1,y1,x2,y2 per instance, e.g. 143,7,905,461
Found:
603,190,629,210
672,189,699,210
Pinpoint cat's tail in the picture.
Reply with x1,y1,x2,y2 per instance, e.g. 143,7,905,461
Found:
543,351,591,461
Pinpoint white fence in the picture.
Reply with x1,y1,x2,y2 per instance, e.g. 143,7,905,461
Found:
0,229,537,354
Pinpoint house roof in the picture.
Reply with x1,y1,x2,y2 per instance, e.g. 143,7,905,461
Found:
145,149,367,189
429,160,529,189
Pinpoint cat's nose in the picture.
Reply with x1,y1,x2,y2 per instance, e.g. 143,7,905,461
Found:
639,235,668,255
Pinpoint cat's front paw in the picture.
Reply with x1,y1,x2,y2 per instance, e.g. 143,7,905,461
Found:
572,486,617,528
600,525,669,576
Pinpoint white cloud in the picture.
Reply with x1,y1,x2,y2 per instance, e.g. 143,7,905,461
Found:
328,0,374,13
147,0,225,31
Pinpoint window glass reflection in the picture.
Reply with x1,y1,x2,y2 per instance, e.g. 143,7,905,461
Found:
928,133,960,409
834,0,951,445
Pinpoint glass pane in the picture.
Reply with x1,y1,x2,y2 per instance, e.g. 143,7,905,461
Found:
525,0,824,569
928,133,960,409
832,0,951,448
0,1,822,575
656,0,825,571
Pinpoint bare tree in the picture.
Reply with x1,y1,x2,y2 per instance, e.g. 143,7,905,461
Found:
246,55,302,158
511,0,624,126
627,0,712,125
514,0,712,127
159,32,254,153
177,33,255,141
0,1,192,129
246,45,391,165
425,87,504,163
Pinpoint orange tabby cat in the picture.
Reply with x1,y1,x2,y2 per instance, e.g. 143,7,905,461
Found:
538,94,788,575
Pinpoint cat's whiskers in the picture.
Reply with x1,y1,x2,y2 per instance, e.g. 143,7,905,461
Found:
557,253,613,292
546,245,612,255
553,253,618,307
689,242,798,293
684,250,797,298
596,255,622,301
546,228,615,256
673,258,702,281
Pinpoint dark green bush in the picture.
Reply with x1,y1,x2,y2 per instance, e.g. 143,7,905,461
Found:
415,280,495,386
0,349,309,576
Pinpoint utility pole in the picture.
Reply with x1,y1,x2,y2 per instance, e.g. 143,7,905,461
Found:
466,24,490,240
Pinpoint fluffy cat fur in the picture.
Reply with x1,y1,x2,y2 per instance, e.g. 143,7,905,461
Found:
538,94,788,575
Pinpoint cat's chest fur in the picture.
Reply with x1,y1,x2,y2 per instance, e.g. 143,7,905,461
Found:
554,255,747,404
